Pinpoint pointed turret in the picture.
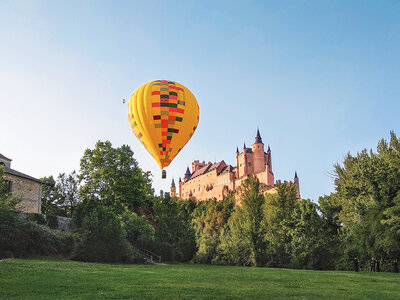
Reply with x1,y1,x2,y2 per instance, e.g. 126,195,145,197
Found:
179,177,182,183
255,128,263,144
236,146,239,154
184,166,191,179
294,171,300,199
171,178,176,188
243,142,246,149
267,145,271,152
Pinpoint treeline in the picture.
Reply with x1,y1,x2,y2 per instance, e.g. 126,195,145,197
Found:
1,133,400,272
192,179,338,269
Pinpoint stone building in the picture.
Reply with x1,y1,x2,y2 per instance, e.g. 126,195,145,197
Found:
171,129,300,203
0,153,42,213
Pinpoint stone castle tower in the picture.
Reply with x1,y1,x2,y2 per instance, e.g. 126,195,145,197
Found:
170,178,176,197
236,128,274,187
171,128,300,202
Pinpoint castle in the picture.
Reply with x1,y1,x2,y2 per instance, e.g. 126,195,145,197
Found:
170,129,300,202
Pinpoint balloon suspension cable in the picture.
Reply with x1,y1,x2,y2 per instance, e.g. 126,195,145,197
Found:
162,169,167,179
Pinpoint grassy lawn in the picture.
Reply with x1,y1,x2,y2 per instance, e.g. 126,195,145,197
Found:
0,258,399,299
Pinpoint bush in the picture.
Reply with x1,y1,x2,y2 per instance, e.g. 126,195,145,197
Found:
71,199,134,263
0,210,72,258
46,214,59,229
148,241,174,262
25,212,46,225
122,211,154,249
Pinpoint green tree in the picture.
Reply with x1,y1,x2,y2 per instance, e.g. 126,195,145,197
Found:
262,182,298,267
40,176,58,215
41,172,80,217
151,193,196,262
79,140,153,213
56,171,80,217
71,198,133,263
122,210,155,249
217,175,266,266
285,199,335,269
192,196,235,264
326,131,400,269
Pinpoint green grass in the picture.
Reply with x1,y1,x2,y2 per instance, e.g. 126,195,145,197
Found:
0,258,399,299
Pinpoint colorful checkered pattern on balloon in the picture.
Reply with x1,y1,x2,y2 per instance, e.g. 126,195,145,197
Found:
151,80,187,166
128,109,149,152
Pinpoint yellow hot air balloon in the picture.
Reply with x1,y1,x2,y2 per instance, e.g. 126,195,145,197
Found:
127,80,199,175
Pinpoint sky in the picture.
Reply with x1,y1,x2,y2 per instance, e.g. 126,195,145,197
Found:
1,0,400,201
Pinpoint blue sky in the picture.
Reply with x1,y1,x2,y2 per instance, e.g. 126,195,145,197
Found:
1,0,400,201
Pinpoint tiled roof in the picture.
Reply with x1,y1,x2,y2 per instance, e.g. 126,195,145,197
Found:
0,153,11,161
186,161,234,182
4,167,42,183
189,163,211,179
208,161,224,173
220,165,233,173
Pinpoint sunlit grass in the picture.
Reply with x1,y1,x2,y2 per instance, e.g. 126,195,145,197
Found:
0,258,399,299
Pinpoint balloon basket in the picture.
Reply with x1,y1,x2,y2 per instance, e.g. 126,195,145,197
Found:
162,170,166,179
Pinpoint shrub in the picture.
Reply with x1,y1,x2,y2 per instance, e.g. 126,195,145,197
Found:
46,214,59,229
25,212,46,225
122,211,154,249
0,210,72,258
71,199,134,263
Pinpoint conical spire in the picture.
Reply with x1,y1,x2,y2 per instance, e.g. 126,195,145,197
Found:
236,146,239,153
243,142,246,149
255,128,263,144
184,166,191,179
294,171,298,179
171,178,176,188
267,145,271,152
179,177,182,183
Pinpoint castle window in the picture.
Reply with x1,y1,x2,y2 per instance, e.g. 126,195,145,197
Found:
248,162,251,166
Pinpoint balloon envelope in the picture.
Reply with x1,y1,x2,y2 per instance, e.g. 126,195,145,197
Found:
128,80,199,169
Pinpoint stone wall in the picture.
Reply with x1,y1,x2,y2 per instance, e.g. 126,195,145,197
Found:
5,174,41,213
56,216,72,232
20,212,72,232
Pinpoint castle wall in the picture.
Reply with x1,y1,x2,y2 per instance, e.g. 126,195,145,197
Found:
181,168,235,201
5,173,41,213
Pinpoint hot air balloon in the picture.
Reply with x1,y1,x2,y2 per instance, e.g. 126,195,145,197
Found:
127,80,199,178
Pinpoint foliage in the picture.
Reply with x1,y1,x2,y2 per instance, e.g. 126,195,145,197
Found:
71,198,134,263
262,182,298,267
79,140,153,213
55,171,80,217
122,210,155,249
285,199,336,270
323,131,400,270
26,212,47,225
0,210,72,258
40,172,80,217
151,193,197,262
192,196,235,264
46,214,59,229
216,175,266,266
